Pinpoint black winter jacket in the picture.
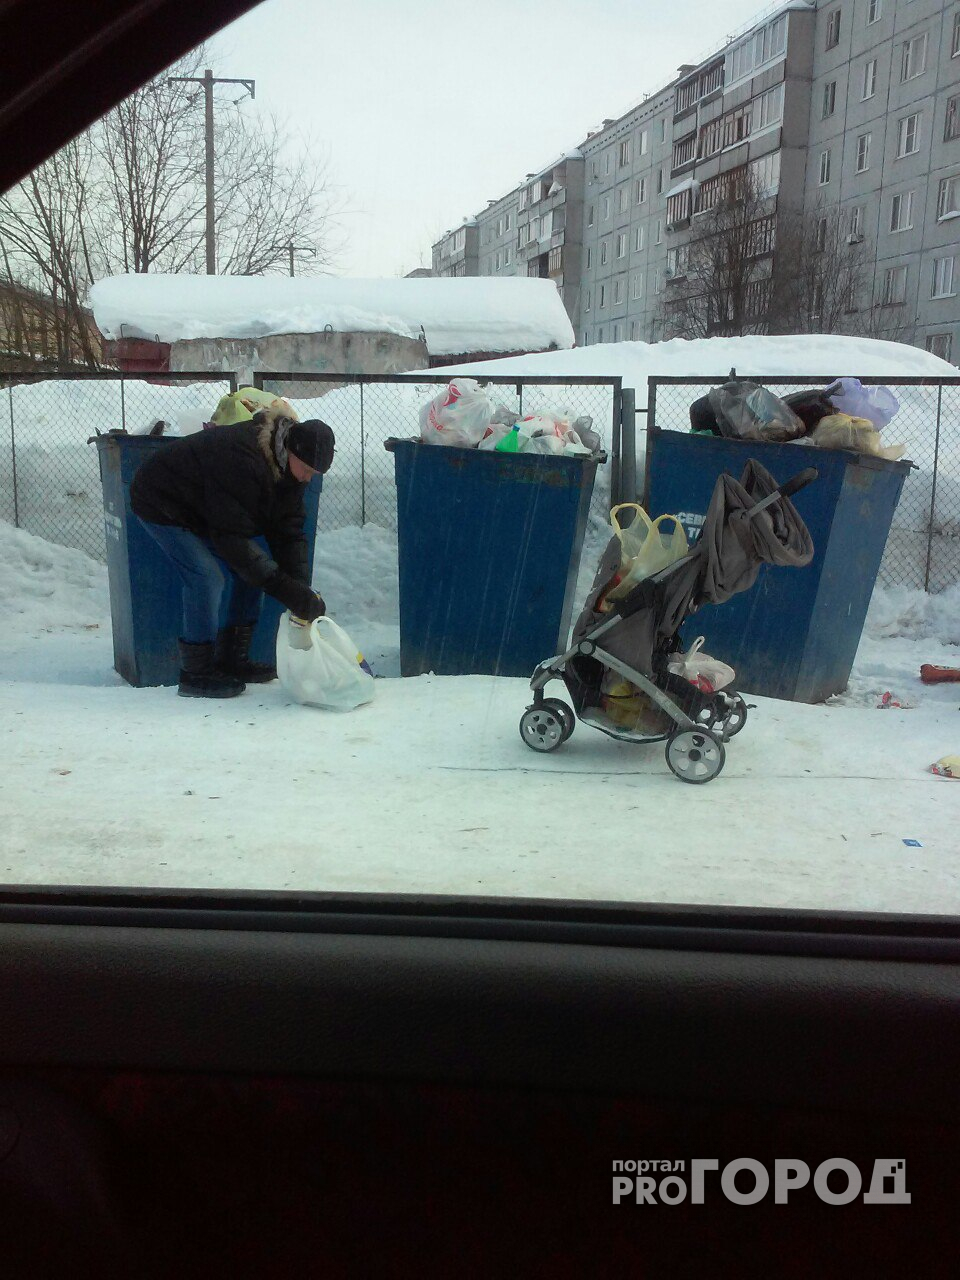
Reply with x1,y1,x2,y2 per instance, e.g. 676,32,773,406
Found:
130,417,316,617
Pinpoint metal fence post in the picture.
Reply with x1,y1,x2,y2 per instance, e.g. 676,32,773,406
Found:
924,383,943,593
359,380,366,527
620,386,637,503
120,376,126,433
642,379,658,509
8,383,19,528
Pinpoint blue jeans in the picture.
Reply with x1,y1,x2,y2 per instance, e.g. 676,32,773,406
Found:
140,522,263,644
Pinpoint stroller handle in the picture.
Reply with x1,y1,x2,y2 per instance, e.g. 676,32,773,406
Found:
778,468,819,499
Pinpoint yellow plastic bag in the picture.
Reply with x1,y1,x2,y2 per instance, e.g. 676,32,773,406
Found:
210,387,300,426
812,413,906,462
604,504,688,601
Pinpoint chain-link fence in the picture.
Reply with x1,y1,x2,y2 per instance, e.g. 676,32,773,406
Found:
0,372,237,559
644,376,960,593
252,373,625,538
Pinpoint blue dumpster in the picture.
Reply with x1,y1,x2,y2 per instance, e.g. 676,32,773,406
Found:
93,434,322,688
386,439,603,678
645,429,911,703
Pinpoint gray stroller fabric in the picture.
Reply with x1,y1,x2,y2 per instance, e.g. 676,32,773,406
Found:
574,460,814,676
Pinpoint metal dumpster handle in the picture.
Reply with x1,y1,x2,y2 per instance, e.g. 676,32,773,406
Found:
778,468,819,499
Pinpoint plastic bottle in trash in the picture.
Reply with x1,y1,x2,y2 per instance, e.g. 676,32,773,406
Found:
495,426,523,453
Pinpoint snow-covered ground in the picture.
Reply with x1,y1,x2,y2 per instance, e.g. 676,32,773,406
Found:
1,518,957,912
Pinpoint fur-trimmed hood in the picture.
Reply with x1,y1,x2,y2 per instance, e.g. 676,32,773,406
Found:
253,405,299,481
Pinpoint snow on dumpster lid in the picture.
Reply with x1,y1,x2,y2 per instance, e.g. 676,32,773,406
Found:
88,274,576,355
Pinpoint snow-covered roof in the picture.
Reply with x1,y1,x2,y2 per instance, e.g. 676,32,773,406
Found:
89,274,576,355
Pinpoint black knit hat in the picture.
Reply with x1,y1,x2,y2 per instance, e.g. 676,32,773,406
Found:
287,420,335,474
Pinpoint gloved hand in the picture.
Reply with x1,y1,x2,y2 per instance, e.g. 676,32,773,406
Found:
266,571,325,622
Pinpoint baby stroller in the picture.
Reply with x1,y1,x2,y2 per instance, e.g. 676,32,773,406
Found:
519,460,817,784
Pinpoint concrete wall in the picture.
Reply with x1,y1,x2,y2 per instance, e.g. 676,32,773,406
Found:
169,330,430,398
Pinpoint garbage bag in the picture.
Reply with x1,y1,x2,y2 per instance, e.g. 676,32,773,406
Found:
812,413,906,461
211,387,298,426
708,381,805,443
666,636,735,692
826,377,899,430
781,388,836,433
276,614,375,711
604,504,688,601
419,378,493,448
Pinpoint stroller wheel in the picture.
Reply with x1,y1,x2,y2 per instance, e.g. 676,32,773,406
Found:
724,696,748,738
665,728,725,784
542,698,575,742
520,705,566,753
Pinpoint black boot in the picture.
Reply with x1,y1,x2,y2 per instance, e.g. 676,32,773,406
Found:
177,639,245,699
215,622,277,683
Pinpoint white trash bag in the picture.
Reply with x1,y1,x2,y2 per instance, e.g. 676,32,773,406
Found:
667,636,735,693
826,378,899,430
276,614,375,711
419,377,493,448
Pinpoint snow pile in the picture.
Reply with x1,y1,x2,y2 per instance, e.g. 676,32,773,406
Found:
89,274,576,356
0,519,109,629
866,582,960,646
433,333,958,389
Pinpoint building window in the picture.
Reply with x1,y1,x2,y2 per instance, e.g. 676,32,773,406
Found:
897,113,921,158
849,205,863,238
618,185,630,213
882,264,908,304
819,149,831,185
614,278,624,304
932,256,955,298
816,217,828,252
747,215,776,257
676,79,697,114
604,150,613,175
890,190,914,232
926,333,953,360
901,32,927,82
751,151,781,194
825,8,841,50
600,240,609,265
619,140,631,167
937,175,960,219
596,327,604,343
496,217,503,237
635,225,645,251
673,135,696,168
639,129,649,156
632,273,644,299
518,223,529,247
630,320,639,339
616,232,627,259
519,188,528,211
660,118,666,144
867,0,881,22
504,245,512,265
603,195,611,220
822,81,837,119
586,247,592,269
666,246,687,278
505,212,512,231
954,11,960,58
599,284,606,308
945,95,960,143
584,289,591,312
667,189,693,225
756,83,784,130
655,268,664,294
635,177,647,204
587,204,595,227
495,251,502,270
856,132,871,172
614,323,622,341
655,218,663,244
657,169,663,195
452,229,466,252
862,58,877,100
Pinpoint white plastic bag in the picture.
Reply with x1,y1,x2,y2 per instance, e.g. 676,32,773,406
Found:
276,614,375,711
419,378,493,448
826,378,899,430
667,637,735,693
604,505,689,601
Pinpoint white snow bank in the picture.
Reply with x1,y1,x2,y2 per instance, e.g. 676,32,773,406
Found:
0,519,109,629
432,333,958,389
89,274,576,356
865,582,960,646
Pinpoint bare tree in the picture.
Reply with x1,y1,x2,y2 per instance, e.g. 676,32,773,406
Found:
769,203,869,335
0,47,345,366
659,167,777,340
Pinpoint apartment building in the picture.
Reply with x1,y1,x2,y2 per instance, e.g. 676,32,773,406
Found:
432,0,960,362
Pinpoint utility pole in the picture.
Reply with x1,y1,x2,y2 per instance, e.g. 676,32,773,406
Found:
286,243,316,276
168,68,255,274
